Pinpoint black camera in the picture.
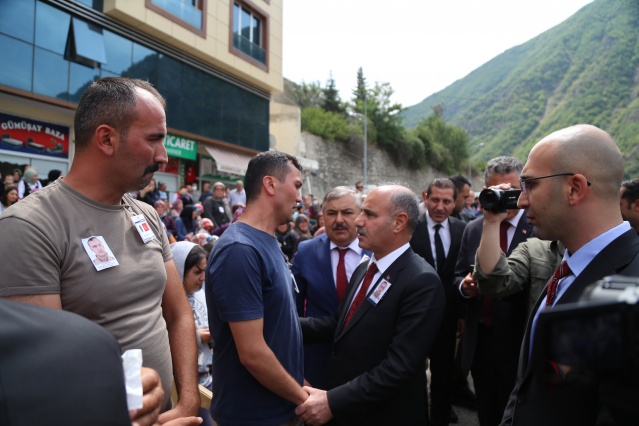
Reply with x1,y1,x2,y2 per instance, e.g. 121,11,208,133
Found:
478,188,521,213
535,275,639,385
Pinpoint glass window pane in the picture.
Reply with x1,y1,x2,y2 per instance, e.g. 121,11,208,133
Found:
241,8,251,40
71,18,107,65
31,158,69,176
69,62,99,103
0,34,33,92
0,0,35,43
35,1,71,55
158,55,182,93
33,47,69,101
100,69,120,78
252,16,261,46
104,30,133,74
129,43,159,83
233,3,240,33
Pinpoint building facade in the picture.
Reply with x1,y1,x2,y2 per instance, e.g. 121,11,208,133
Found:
0,0,283,192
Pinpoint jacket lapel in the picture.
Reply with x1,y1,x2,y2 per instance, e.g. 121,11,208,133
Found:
336,249,414,340
521,228,639,380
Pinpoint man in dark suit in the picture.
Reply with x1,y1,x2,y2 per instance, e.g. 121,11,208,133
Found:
454,156,534,426
501,124,639,425
296,184,445,426
292,186,371,388
411,178,467,426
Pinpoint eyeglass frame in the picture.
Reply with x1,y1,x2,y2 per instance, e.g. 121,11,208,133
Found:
519,173,592,194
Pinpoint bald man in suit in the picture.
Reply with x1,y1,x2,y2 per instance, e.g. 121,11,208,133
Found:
501,125,639,425
296,184,445,425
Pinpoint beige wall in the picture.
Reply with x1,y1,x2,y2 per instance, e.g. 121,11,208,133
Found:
103,0,283,93
269,101,300,155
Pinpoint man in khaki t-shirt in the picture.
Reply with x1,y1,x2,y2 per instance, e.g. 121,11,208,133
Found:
0,77,199,423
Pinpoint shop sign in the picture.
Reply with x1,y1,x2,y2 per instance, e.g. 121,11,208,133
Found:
0,113,69,159
163,133,198,160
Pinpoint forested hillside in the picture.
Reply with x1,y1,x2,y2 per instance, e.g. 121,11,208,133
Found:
402,0,639,178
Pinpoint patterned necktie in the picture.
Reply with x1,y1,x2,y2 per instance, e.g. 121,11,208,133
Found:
434,224,446,272
481,221,511,327
335,248,349,303
546,261,571,307
343,262,379,328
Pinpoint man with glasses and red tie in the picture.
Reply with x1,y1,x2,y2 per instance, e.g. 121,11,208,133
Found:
296,184,445,426
500,124,639,425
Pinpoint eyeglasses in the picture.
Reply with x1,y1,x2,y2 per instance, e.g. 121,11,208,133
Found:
519,173,591,193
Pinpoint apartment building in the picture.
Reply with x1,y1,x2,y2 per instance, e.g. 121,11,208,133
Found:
0,0,283,191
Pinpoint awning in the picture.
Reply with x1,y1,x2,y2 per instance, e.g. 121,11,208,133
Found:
204,145,254,176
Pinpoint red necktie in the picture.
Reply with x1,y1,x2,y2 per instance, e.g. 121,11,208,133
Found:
481,221,511,327
546,261,571,307
336,248,349,303
343,262,379,328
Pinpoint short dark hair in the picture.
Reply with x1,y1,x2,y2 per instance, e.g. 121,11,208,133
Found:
427,178,458,199
244,151,302,203
386,186,419,233
483,156,523,185
621,179,639,206
185,245,207,274
74,77,166,150
448,175,471,193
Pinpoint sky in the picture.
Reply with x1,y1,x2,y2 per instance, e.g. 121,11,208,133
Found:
283,0,595,108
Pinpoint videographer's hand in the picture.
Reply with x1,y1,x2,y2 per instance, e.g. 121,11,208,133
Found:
461,273,479,298
481,183,512,224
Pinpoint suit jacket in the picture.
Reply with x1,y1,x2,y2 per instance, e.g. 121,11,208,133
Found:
292,234,370,387
501,229,639,426
411,214,467,302
301,247,445,425
454,215,535,373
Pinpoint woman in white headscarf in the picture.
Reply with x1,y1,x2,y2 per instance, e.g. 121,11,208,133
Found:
170,241,212,390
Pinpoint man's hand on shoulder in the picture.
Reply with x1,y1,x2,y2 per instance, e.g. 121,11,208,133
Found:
295,386,332,426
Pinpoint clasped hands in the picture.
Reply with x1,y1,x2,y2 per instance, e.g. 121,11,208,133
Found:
295,386,333,426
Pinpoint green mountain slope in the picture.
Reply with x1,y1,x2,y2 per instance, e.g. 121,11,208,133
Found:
401,0,639,178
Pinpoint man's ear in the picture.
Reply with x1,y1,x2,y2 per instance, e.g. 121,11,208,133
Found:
632,199,639,214
95,125,118,156
393,211,408,233
262,175,276,196
566,173,590,206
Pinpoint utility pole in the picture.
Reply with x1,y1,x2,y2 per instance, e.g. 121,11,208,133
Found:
363,92,367,189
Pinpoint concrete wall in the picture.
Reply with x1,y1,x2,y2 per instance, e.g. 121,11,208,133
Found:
269,101,301,155
299,132,441,199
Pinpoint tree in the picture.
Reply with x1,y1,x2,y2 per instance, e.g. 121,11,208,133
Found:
291,81,324,108
411,106,469,173
353,67,367,105
322,72,345,116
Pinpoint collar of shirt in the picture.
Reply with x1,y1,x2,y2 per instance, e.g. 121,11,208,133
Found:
369,242,411,283
425,213,450,231
346,242,410,311
558,221,631,297
330,238,363,254
530,221,631,357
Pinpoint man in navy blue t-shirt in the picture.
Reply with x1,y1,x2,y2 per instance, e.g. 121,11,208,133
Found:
206,151,308,426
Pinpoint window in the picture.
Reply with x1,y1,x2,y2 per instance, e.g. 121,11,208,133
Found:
231,1,267,68
146,0,206,37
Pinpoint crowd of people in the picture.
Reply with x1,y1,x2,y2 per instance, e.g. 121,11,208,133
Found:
1,76,639,426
